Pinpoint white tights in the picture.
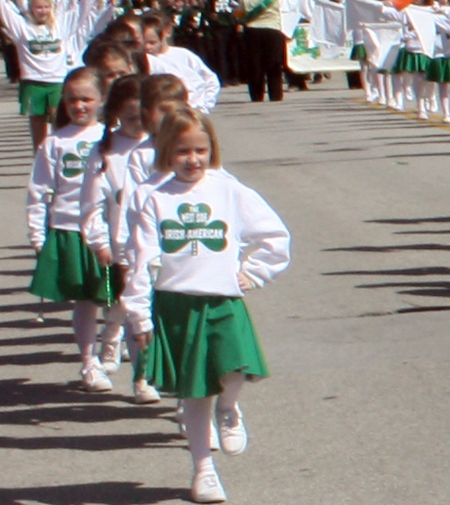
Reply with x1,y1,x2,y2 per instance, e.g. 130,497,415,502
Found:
183,372,246,473
72,300,98,369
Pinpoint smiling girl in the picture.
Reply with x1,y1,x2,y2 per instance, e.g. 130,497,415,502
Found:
121,108,291,503
27,66,111,393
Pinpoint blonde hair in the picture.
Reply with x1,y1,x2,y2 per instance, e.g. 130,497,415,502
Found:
154,108,221,172
27,0,56,31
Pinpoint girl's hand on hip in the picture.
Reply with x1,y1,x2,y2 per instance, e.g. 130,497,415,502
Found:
237,272,255,291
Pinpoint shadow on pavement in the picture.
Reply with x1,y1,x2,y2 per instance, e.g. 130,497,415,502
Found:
0,482,191,505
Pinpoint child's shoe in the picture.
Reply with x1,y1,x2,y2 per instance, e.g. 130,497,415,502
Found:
100,341,121,374
133,379,161,404
81,364,112,392
191,470,227,503
216,403,247,456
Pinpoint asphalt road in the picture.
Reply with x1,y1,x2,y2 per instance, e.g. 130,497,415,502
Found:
1,69,450,505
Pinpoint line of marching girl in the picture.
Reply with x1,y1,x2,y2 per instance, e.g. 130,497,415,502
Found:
25,66,291,503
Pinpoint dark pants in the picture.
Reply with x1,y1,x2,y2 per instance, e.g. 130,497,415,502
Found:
244,27,285,101
210,25,240,85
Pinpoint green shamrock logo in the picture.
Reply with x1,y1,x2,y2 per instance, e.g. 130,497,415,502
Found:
62,141,94,177
160,203,227,255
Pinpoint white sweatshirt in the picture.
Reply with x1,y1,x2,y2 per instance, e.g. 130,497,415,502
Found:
121,171,291,334
0,0,81,82
80,131,148,262
148,46,221,113
27,122,104,250
115,137,158,264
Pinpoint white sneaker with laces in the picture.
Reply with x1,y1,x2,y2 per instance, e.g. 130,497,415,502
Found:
191,470,227,503
216,403,248,456
133,380,161,404
100,341,121,374
81,364,112,392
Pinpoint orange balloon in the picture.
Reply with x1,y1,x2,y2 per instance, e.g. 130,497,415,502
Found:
392,0,416,10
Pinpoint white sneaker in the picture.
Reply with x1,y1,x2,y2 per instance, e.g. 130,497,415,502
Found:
191,471,227,503
377,96,387,106
443,115,450,123
81,364,112,392
100,341,121,374
418,110,429,120
216,403,248,456
133,380,161,404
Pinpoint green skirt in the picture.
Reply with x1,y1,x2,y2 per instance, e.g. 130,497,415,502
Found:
426,57,450,83
29,228,117,303
350,44,367,62
136,291,270,398
391,48,430,74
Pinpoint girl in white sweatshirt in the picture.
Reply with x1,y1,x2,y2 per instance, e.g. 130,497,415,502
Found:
80,73,160,403
27,66,111,393
141,10,221,113
121,108,290,503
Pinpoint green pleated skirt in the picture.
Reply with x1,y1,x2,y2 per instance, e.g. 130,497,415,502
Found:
391,48,430,74
136,291,270,398
29,228,116,303
426,57,450,83
350,44,367,62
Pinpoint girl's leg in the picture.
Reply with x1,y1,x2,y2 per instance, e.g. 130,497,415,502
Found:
29,115,48,154
385,73,395,108
73,300,112,392
439,82,450,122
184,396,226,503
392,72,405,110
123,320,161,404
376,72,386,105
403,72,414,101
413,72,428,118
100,303,126,374
427,82,438,112
216,372,247,456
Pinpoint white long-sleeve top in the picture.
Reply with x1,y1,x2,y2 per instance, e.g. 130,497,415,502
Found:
80,131,148,262
115,137,158,264
152,47,221,113
121,171,291,334
27,122,104,250
0,0,80,82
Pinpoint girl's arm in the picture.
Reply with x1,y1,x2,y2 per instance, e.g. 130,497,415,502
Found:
187,50,221,112
26,141,57,251
80,150,113,265
238,186,291,288
0,0,29,42
120,189,161,334
115,147,155,265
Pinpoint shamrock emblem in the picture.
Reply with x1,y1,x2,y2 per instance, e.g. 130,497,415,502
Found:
160,203,227,255
62,141,94,177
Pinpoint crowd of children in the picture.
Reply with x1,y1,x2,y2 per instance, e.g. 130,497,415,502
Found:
0,0,291,502
350,0,450,122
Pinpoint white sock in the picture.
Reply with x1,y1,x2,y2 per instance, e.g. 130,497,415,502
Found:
184,397,215,473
